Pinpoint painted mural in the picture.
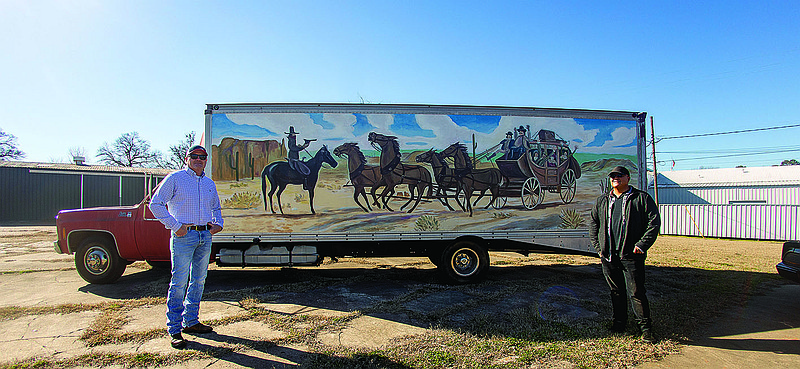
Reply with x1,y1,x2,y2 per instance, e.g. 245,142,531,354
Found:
210,112,639,234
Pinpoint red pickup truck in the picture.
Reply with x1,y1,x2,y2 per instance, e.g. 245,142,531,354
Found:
54,197,171,284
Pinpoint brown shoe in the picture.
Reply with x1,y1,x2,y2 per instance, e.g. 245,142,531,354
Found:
182,322,213,334
170,333,187,349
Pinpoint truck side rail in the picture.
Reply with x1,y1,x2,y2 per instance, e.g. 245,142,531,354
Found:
213,230,597,257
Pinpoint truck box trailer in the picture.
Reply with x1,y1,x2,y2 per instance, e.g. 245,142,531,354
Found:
55,103,647,284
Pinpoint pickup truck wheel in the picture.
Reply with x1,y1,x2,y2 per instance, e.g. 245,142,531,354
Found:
441,241,489,283
75,236,126,284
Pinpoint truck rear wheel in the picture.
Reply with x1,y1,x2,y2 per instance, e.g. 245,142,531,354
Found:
75,236,126,284
441,240,489,283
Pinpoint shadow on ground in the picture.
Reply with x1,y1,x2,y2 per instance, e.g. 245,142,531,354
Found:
78,261,797,345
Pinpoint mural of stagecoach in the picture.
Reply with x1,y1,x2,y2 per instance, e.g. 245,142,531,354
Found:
490,129,581,209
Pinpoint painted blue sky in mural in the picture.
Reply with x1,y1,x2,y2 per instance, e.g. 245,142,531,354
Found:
576,119,638,148
391,114,435,138
213,112,638,155
213,114,276,138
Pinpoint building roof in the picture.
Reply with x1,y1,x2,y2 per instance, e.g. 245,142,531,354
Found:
650,166,800,188
0,161,174,176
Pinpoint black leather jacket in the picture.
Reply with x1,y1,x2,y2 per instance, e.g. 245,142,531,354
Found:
589,186,661,259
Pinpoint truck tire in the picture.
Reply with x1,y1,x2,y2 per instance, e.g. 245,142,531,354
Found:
75,236,126,284
441,240,489,283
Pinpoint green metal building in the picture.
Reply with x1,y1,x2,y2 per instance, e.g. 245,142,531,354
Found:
0,161,172,225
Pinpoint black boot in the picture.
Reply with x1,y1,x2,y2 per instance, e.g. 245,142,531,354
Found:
640,328,656,343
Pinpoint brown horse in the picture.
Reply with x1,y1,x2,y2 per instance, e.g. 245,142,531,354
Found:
367,132,433,213
333,143,384,212
414,148,466,212
441,142,506,217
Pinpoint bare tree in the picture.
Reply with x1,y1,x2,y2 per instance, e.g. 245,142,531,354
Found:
69,146,86,159
0,128,25,160
96,132,159,167
156,132,196,169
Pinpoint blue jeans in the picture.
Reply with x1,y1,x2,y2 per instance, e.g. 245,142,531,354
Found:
601,255,652,331
166,230,212,335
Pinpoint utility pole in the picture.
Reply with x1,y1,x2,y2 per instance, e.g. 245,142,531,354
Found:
650,116,658,205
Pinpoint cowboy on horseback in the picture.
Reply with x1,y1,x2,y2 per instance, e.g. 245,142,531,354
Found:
286,126,316,190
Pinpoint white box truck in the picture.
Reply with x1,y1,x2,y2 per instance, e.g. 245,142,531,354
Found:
206,103,648,283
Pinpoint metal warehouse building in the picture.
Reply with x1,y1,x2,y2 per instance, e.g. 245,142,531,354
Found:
0,161,171,225
649,166,800,241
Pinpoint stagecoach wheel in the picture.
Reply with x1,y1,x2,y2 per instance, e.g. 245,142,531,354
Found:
491,196,508,209
440,240,489,283
75,236,127,284
559,168,577,204
521,177,544,209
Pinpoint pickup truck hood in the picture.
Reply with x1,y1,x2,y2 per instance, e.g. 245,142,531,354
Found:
57,205,141,223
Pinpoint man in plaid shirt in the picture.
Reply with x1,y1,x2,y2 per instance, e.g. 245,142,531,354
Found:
150,145,223,349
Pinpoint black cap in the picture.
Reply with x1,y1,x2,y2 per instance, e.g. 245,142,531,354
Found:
186,145,207,156
608,166,630,177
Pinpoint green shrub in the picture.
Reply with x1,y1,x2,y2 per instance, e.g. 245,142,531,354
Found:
223,192,262,209
559,208,585,229
414,215,440,231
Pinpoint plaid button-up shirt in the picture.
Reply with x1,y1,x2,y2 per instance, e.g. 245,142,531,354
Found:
149,168,224,233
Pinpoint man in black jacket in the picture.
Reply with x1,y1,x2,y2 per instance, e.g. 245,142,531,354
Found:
589,166,660,343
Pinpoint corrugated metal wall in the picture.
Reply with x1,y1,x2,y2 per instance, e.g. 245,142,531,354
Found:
656,186,800,205
0,167,81,223
659,204,800,241
0,167,166,224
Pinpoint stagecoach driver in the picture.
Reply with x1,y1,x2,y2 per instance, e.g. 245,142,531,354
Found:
149,144,224,349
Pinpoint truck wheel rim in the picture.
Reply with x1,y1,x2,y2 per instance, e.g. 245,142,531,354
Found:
84,246,110,275
451,248,479,277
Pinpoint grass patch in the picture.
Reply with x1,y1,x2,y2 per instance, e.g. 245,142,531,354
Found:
0,351,208,369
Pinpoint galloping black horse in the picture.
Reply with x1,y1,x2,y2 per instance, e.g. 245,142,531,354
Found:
261,145,338,215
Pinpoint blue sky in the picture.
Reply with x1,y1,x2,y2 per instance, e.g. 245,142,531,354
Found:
2,0,799,171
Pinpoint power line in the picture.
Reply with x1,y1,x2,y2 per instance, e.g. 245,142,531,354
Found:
657,144,800,155
656,148,800,164
658,123,800,141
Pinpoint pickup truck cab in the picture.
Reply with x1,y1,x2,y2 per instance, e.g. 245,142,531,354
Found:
54,197,171,283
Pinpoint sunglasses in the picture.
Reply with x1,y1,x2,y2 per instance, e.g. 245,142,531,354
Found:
189,154,208,160
609,173,627,178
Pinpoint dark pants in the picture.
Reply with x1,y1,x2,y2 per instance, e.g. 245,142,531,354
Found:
601,255,652,331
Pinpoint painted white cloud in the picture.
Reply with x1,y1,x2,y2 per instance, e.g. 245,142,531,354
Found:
216,112,637,157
